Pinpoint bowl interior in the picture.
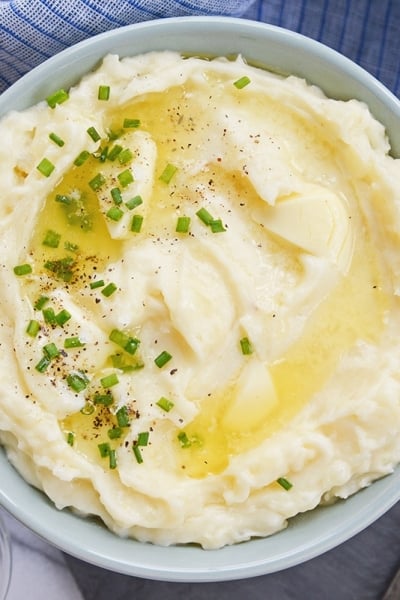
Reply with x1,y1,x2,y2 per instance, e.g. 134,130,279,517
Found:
0,16,400,582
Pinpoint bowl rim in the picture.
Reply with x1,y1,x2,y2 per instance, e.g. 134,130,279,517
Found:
0,14,400,583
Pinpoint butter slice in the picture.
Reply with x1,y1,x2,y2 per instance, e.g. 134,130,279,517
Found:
222,360,278,432
253,185,354,274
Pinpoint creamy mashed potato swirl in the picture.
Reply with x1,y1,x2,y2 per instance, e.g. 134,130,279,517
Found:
0,52,400,549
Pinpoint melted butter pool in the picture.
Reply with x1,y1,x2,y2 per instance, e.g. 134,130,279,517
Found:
177,239,388,477
22,76,390,477
29,156,122,288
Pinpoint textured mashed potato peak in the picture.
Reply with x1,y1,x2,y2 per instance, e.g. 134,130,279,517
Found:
0,52,400,549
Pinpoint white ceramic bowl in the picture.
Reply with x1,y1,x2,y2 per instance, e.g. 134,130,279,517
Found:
0,16,400,583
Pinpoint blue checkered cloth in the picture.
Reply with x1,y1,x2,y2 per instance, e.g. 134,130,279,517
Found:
0,0,399,96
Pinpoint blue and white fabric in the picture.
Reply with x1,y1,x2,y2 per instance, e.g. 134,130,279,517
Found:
0,0,399,97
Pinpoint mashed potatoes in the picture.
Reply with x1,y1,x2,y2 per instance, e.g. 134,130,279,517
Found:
0,52,400,549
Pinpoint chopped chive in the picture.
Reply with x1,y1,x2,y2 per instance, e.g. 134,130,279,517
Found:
176,216,191,233
89,172,106,191
34,295,49,310
43,342,59,360
64,241,79,253
99,145,109,162
49,132,65,147
98,442,110,457
116,405,130,427
55,309,72,326
109,448,117,469
42,307,57,325
55,194,72,205
35,355,51,373
109,329,139,355
44,256,75,282
37,158,55,177
233,75,251,89
100,372,119,388
109,329,130,347
156,396,174,412
159,163,177,184
118,148,133,165
66,432,75,446
98,85,110,101
132,445,143,464
137,431,149,446
106,206,124,222
124,337,140,355
101,282,118,297
73,150,90,167
196,207,214,226
117,168,134,188
130,214,143,233
90,279,105,289
80,401,95,415
123,118,140,128
87,126,101,142
111,187,123,205
94,393,114,406
108,427,122,439
110,354,144,372
13,263,32,276
107,129,122,141
107,144,123,161
125,195,143,210
42,229,61,248
277,477,293,491
210,219,226,233
67,371,89,392
64,336,85,349
177,431,191,448
240,336,254,355
46,89,69,108
26,319,40,337
154,350,172,368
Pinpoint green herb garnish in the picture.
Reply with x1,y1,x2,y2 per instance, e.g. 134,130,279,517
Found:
240,336,254,355
233,76,251,89
117,169,134,188
46,89,69,108
159,163,177,184
67,371,89,392
125,195,143,210
154,350,172,368
73,150,90,167
176,216,191,233
100,372,119,388
42,229,61,248
276,477,293,491
37,158,55,177
156,396,174,412
130,214,143,233
49,132,65,147
123,118,140,128
98,85,110,101
13,263,32,276
101,282,118,297
116,405,130,427
26,319,40,338
64,337,85,349
87,126,101,142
